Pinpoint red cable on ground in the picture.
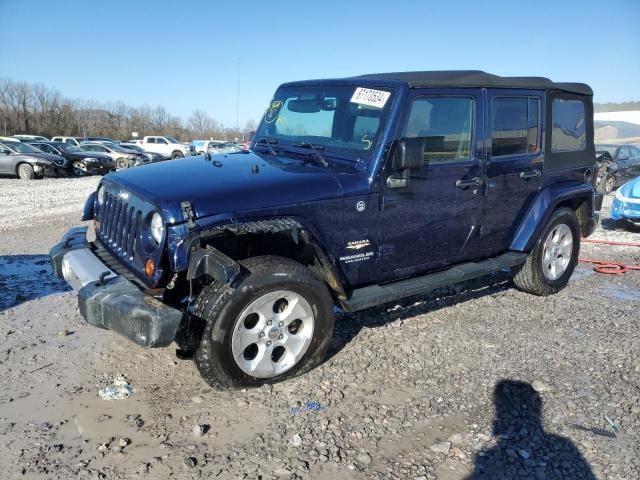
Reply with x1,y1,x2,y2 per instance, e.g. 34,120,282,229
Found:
579,238,640,274
582,238,640,247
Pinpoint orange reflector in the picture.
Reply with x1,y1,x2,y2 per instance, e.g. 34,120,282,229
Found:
145,258,155,277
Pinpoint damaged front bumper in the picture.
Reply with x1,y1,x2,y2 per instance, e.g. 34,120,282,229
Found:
49,226,182,347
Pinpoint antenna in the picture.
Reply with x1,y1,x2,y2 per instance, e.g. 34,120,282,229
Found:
236,57,240,131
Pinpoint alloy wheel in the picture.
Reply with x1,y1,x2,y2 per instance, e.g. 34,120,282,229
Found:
231,290,315,378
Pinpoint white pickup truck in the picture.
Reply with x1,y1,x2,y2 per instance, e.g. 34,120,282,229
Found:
134,136,194,159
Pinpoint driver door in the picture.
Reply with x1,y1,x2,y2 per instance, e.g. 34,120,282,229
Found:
380,89,484,273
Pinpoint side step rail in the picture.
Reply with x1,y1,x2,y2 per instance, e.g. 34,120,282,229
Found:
342,251,527,312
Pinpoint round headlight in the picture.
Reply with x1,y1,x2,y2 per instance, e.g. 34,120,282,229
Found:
97,186,105,205
150,212,164,244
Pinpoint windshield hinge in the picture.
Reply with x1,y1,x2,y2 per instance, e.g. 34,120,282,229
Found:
180,201,197,229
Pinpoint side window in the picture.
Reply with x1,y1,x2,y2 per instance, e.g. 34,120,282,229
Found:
629,146,640,163
617,146,630,160
157,138,167,144
403,96,474,162
491,97,539,157
551,99,586,152
147,138,156,144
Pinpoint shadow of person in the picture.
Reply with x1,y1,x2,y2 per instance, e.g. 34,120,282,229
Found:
467,380,596,480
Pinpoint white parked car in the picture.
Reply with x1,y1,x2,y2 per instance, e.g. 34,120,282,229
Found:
12,134,49,142
51,136,81,147
138,136,194,159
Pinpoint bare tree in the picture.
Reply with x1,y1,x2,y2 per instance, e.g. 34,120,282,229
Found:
0,77,234,141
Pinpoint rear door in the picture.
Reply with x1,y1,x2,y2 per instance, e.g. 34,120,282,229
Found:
479,90,544,255
380,89,484,272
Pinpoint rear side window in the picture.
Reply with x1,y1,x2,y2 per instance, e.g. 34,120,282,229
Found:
403,96,474,162
551,99,586,152
491,97,539,157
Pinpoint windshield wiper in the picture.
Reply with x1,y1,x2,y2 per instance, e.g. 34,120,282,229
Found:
255,136,278,155
292,142,329,167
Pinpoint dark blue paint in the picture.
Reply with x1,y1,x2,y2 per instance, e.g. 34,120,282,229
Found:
90,77,595,291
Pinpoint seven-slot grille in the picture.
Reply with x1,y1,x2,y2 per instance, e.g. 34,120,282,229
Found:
98,191,143,260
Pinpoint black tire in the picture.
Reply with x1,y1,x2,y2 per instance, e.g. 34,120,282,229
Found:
192,255,334,389
171,151,184,159
603,174,616,194
17,163,35,180
512,207,580,296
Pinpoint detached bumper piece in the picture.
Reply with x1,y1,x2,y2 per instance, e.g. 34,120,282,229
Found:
50,226,182,348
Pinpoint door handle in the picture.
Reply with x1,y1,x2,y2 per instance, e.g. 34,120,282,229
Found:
519,169,542,179
455,177,482,189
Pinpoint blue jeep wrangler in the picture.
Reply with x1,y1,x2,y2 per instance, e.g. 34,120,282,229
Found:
50,71,603,388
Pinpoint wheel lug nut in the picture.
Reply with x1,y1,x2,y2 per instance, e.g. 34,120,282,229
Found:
259,332,265,338
278,334,283,340
266,341,272,347
279,321,284,327
267,320,272,326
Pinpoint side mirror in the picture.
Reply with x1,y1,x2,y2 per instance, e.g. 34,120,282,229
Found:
387,139,424,188
0,149,10,155
392,139,424,171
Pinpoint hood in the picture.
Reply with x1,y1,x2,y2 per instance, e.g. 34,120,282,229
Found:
104,151,352,224
66,151,112,161
617,177,640,201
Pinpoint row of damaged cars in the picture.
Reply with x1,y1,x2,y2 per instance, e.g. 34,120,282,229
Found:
0,136,157,180
595,143,640,227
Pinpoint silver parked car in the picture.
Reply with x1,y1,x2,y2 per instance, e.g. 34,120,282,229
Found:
79,142,147,169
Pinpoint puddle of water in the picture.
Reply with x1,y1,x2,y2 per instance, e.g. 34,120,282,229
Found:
570,266,595,283
0,255,70,310
599,283,640,302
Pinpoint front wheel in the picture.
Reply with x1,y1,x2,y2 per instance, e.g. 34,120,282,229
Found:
512,207,580,296
72,161,88,177
171,151,184,159
17,163,36,180
192,256,334,389
603,174,616,194
115,157,129,170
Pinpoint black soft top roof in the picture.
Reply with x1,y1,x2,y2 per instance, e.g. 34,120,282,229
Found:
356,70,592,96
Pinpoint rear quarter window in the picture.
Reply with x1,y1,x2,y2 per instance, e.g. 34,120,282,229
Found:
551,99,586,152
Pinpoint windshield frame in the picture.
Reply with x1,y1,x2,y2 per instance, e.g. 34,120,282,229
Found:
253,84,396,162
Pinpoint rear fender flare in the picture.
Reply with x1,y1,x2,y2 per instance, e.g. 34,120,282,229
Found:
510,183,593,252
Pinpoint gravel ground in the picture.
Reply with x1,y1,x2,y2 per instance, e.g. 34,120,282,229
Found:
0,177,639,480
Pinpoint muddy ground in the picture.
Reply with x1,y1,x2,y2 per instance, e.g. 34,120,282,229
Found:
0,177,639,479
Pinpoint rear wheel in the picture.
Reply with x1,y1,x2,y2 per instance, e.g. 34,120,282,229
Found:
171,151,184,159
72,161,88,177
192,256,334,389
512,208,580,296
17,163,35,180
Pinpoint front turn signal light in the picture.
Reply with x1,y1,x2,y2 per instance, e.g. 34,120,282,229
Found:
145,257,155,277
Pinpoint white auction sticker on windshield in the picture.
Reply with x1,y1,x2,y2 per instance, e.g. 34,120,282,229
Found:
350,87,390,108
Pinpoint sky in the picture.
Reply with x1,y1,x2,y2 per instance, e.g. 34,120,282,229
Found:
1,0,638,128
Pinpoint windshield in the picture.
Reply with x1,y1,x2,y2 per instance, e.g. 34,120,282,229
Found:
64,145,80,152
111,145,133,153
253,85,394,159
164,136,179,144
123,144,142,152
5,142,42,154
